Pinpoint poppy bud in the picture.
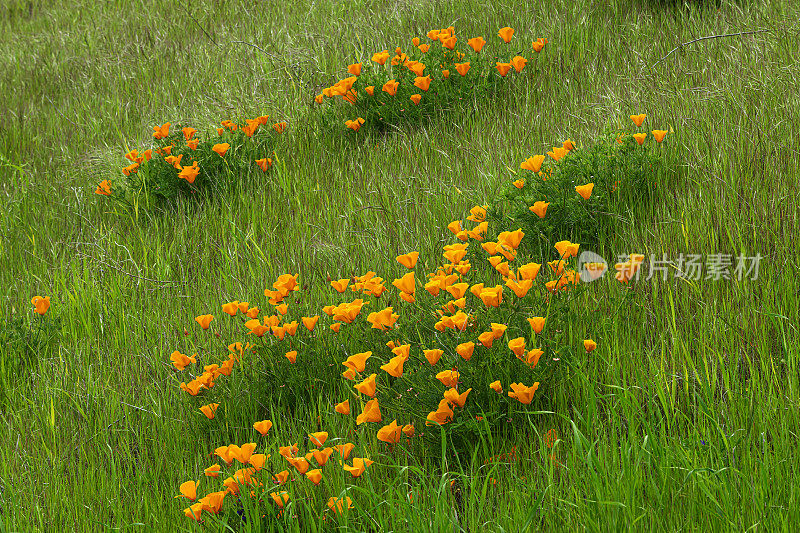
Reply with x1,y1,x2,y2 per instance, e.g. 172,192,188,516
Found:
326,275,332,283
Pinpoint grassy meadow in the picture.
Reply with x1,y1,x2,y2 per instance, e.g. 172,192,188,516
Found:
2,0,800,530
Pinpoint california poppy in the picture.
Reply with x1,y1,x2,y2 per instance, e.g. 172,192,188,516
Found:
498,27,514,43
396,251,419,269
512,178,525,188
455,62,471,76
254,419,273,435
575,183,594,200
345,117,366,132
348,62,362,76
200,403,219,419
377,420,403,443
652,130,668,142
632,133,647,145
554,240,580,258
584,339,597,352
495,62,512,77
354,373,377,397
31,296,50,315
333,443,355,459
529,201,549,218
490,380,503,393
176,480,199,500
204,464,222,478
305,469,322,485
256,157,273,172
343,458,374,478
532,38,548,52
380,354,406,377
344,351,371,372
270,491,290,507
508,382,539,404
372,50,389,65
328,496,354,514
442,35,457,49
528,317,545,334
444,387,471,408
456,342,475,361
511,55,527,72
435,369,459,387
315,94,324,104
335,399,350,415
520,155,545,173
468,36,486,52
309,431,328,447
382,79,399,96
195,314,213,330
424,349,443,365
630,114,646,127
356,398,382,424
94,180,112,196
426,399,454,426
523,348,543,367
153,122,170,139
517,262,541,280
285,351,297,363
182,127,196,141
392,272,415,294
273,122,288,133
410,94,422,105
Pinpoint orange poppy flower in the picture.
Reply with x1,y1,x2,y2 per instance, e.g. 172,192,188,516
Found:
382,79,399,96
630,114,646,127
330,322,342,333
426,399,454,426
364,86,375,96
328,496,354,514
413,75,432,92
584,339,597,352
204,464,222,478
212,143,230,157
444,387,471,408
512,178,525,188
153,122,170,139
521,155,545,173
410,94,422,105
562,138,575,151
435,369,459,388
176,480,199,500
345,117,366,132
270,491,290,507
396,251,419,269
348,63,362,76
182,127,196,140
335,399,350,415
455,62,471,76
256,158,273,172
333,443,355,459
356,398,382,424
372,50,390,65
94,180,112,196
527,317,546,334
490,380,503,393
633,133,647,145
441,69,450,78
652,130,668,142
506,278,533,298
442,35,457,49
508,337,526,357
170,351,196,371
468,36,486,52
424,349,443,365
195,314,213,330
309,432,328,447
508,382,539,404
456,342,475,361
511,55,527,72
498,27,514,43
575,183,594,199
392,272,415,294
354,373,377,397
200,403,219,419
305,469,322,485
380,354,406,377
343,458,374,478
314,94,324,104
517,262,541,280
177,162,199,184
300,315,318,332
532,38,547,52
377,420,403,443
284,351,297,364
529,201,549,218
216,127,224,136
495,62,512,76
30,295,50,315
343,351,371,372
273,122,288,133
253,419,273,436
523,348,543,367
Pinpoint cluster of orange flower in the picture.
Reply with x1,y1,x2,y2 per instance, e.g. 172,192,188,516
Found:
95,117,286,197
177,426,364,522
314,26,549,132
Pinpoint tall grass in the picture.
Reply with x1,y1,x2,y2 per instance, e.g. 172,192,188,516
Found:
1,0,799,530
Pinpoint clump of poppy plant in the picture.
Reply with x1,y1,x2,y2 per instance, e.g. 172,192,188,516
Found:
499,120,673,250
313,25,549,134
96,115,286,208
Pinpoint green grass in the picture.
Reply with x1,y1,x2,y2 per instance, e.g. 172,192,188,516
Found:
2,0,800,530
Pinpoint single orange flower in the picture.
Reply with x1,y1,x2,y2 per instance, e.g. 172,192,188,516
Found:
413,75,431,92
442,35,457,49
253,419,273,435
456,342,475,361
382,79,399,96
182,127,196,140
195,314,213,330
345,117,366,132
372,50,389,65
396,251,419,269
444,387,472,408
632,133,647,145
468,36,486,52
377,420,403,443
273,122,288,133
176,480,199,501
652,130,668,142
212,143,230,157
532,38,547,52
348,62,362,76
309,431,328,447
200,403,219,419
490,380,503,393
424,349,443,365
153,122,170,139
508,382,539,404
575,183,594,200
584,339,597,352
204,464,222,478
343,457,374,477
498,27,514,43
508,337,526,357
356,398,382,424
511,55,527,72
354,373,377,397
528,317,546,334
455,62,471,76
435,369,459,388
410,94,422,105
94,180,111,196
631,114,646,127
335,399,350,415
495,62,512,77
256,158,273,172
529,201,549,218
